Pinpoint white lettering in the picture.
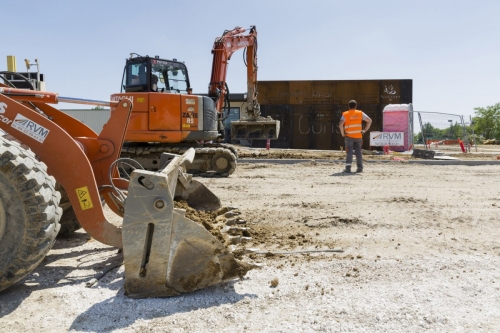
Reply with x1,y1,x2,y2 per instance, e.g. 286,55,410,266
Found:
11,114,50,143
370,131,404,146
0,115,13,124
0,102,7,114
111,95,133,102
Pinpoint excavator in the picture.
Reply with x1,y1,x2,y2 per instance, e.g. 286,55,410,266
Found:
117,25,279,176
0,67,256,297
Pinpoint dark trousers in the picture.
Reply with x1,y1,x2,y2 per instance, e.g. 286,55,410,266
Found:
345,137,363,169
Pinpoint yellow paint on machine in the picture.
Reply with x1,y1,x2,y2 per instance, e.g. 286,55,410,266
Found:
75,186,94,210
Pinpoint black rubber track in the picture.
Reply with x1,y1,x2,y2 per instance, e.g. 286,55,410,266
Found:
0,137,62,292
121,143,238,177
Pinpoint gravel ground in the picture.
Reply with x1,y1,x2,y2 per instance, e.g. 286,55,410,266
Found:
0,159,499,332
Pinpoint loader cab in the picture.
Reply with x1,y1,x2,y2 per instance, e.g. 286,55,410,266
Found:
121,55,191,94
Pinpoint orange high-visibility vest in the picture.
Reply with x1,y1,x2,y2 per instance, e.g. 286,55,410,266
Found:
342,110,363,138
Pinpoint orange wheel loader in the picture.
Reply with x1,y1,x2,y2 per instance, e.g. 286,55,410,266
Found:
117,25,280,177
0,83,255,298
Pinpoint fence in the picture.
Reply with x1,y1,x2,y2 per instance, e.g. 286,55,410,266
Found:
413,111,470,153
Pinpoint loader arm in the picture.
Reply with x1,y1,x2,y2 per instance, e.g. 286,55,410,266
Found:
0,86,132,248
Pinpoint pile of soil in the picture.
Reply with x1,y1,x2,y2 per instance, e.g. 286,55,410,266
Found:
235,145,500,161
174,200,225,243
174,201,254,249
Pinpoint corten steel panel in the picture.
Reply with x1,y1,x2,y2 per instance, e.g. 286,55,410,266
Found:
258,81,289,105
288,81,311,105
357,81,380,104
310,81,335,105
256,80,412,150
312,106,337,150
379,80,402,104
333,81,358,104
400,80,413,103
291,105,311,149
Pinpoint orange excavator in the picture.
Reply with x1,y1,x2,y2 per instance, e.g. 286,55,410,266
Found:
117,25,279,176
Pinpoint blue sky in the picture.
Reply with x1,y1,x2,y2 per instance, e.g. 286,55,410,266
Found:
2,0,499,117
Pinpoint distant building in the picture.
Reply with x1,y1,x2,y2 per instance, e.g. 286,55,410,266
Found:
60,109,110,134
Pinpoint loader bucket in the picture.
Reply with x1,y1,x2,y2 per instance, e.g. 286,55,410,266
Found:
122,148,253,298
231,118,280,140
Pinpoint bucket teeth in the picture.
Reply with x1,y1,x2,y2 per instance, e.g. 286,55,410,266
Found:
223,211,241,218
229,236,253,244
216,206,239,216
221,226,250,234
224,218,247,226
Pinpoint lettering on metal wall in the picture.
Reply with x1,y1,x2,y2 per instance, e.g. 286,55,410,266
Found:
297,109,342,135
265,90,333,105
381,85,400,100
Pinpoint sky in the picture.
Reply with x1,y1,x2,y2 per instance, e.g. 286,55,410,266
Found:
2,0,499,118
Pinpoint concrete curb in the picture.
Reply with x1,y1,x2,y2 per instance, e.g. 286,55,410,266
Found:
238,158,500,166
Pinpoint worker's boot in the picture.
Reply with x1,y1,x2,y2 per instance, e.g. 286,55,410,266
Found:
342,165,351,173
356,167,363,173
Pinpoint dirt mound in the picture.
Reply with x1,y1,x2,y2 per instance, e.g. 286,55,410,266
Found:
234,145,500,161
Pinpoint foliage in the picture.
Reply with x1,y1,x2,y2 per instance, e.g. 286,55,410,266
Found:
92,106,104,110
413,102,500,143
472,103,500,140
414,122,464,143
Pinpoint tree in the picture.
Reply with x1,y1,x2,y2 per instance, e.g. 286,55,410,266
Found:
472,103,500,140
92,106,104,110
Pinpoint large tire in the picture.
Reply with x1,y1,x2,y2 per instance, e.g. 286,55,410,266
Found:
0,137,62,292
55,183,81,237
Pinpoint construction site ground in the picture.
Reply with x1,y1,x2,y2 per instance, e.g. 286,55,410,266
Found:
1,145,500,332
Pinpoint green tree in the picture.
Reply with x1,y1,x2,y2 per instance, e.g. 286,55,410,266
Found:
472,103,500,140
92,105,104,110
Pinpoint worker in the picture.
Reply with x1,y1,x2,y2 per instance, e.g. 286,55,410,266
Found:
130,75,140,85
151,74,159,92
338,100,372,173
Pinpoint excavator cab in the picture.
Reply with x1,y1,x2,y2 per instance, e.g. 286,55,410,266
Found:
121,55,190,94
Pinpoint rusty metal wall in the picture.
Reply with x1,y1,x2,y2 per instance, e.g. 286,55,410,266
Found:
254,80,412,150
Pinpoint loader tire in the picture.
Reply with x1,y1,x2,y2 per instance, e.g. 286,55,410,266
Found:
55,183,81,237
0,137,62,292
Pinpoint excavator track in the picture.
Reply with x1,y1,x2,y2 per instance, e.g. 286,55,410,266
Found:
120,143,238,177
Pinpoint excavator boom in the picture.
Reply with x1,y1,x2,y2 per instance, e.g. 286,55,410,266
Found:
209,26,280,140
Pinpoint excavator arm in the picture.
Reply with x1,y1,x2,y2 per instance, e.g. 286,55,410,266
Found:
209,26,280,140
